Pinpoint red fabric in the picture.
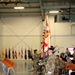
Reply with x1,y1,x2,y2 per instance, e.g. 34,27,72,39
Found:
43,42,48,47
46,20,48,26
2,58,15,68
66,63,75,70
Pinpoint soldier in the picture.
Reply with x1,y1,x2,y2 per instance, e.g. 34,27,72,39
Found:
54,55,61,75
66,55,71,67
73,48,75,57
66,48,71,55
72,56,75,64
45,54,55,75
59,57,65,74
33,49,40,75
65,48,71,59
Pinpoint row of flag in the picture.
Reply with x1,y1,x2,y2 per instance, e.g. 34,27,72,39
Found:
1,48,32,60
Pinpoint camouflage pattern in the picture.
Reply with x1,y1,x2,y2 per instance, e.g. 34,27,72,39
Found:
73,52,75,57
59,59,65,71
33,54,40,74
45,54,55,75
55,58,61,73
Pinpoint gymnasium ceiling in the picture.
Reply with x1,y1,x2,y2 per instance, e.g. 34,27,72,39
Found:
0,0,75,20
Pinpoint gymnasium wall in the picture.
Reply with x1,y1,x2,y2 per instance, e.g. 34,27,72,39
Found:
0,15,75,57
49,16,75,54
0,16,42,56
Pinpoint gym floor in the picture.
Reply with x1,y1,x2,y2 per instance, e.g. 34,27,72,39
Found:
0,60,33,75
0,60,66,75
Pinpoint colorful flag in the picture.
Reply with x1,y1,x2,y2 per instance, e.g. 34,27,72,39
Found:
1,48,5,59
14,50,17,59
28,50,30,59
24,49,27,59
41,14,51,56
30,48,33,59
5,48,8,58
21,48,23,59
18,49,21,59
12,48,14,59
8,48,11,59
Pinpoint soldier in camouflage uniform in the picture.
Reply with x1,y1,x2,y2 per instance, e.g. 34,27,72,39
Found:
54,55,61,74
73,48,75,57
33,49,40,75
45,54,55,75
59,57,65,74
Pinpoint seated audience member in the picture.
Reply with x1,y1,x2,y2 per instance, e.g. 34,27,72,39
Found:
67,55,72,67
72,56,75,64
65,60,75,75
73,48,75,58
60,53,67,62
66,48,71,55
55,55,60,74
59,57,65,74
63,55,71,74
32,49,40,74
71,48,75,60
65,48,71,59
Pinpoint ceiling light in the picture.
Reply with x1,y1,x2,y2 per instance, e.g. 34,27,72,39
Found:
49,10,59,13
14,7,24,9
